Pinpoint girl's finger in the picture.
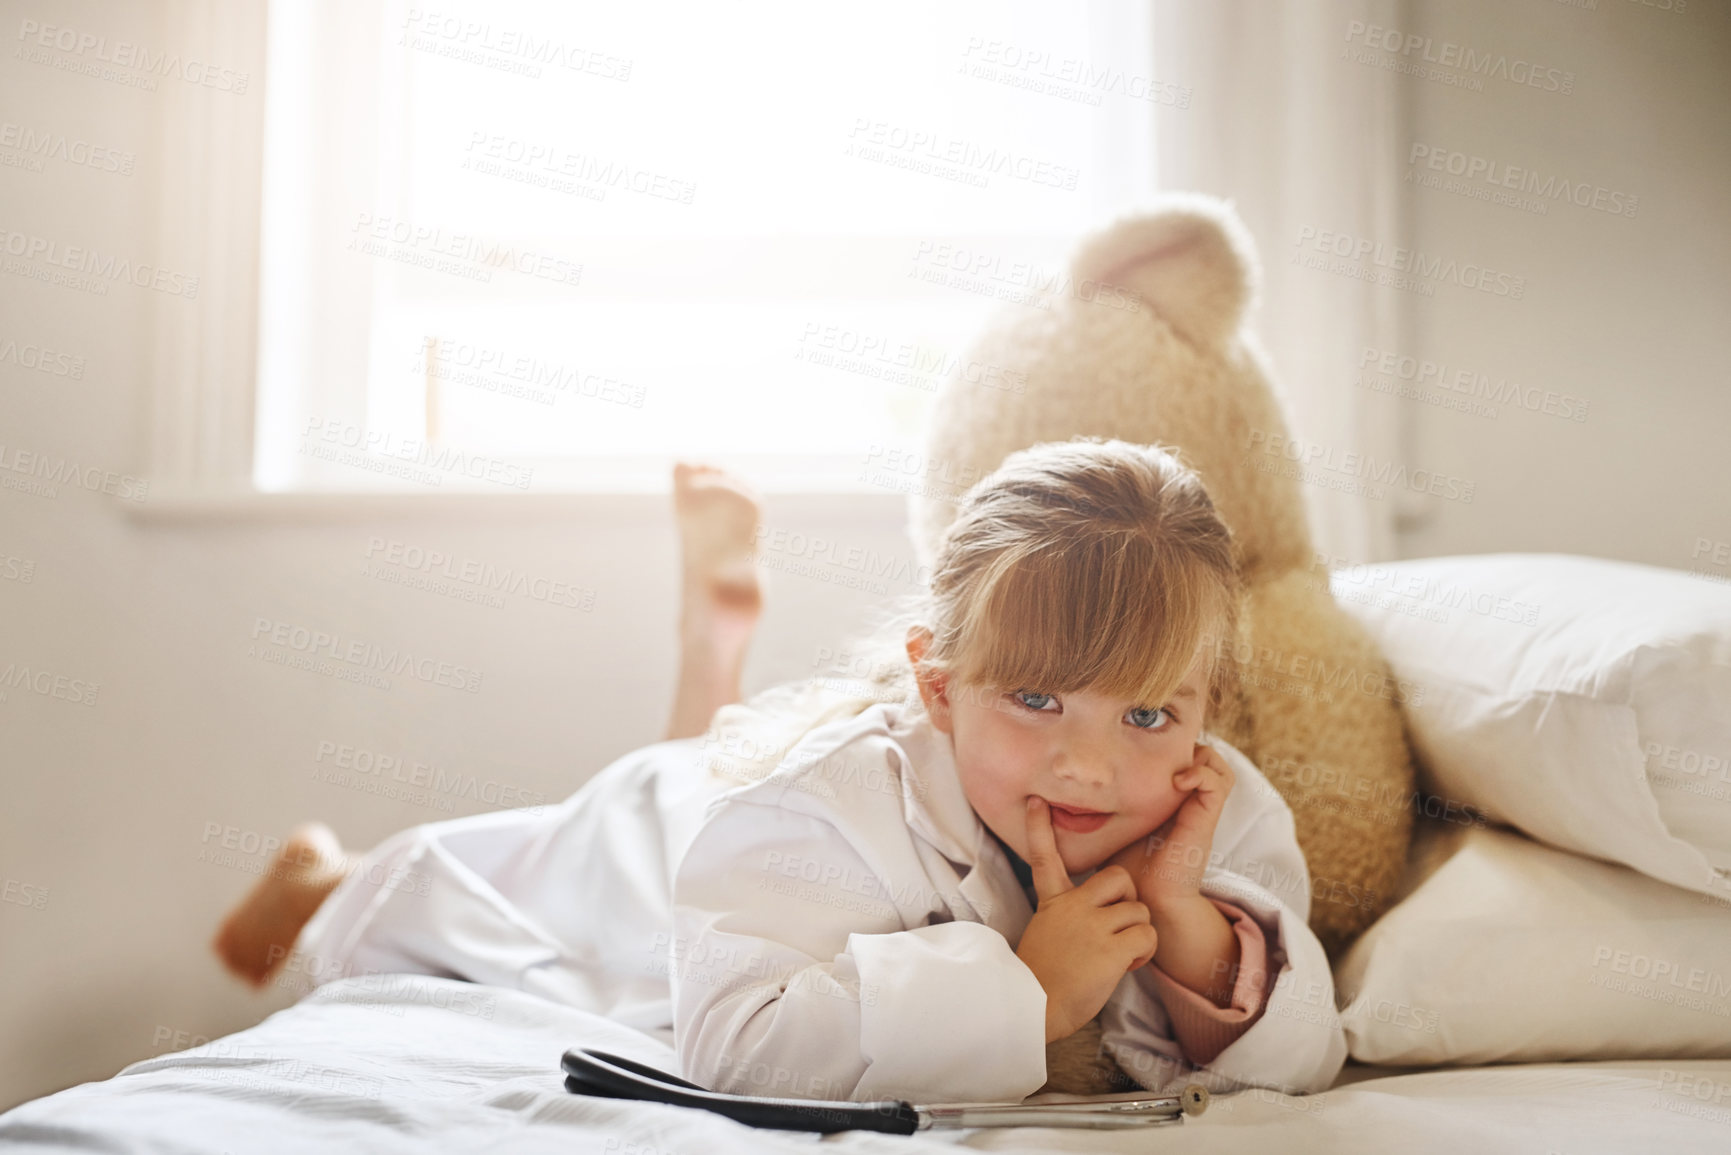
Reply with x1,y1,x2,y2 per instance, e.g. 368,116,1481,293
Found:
1081,862,1141,906
1193,755,1229,785
1101,898,1152,934
1023,797,1074,902
1120,924,1159,971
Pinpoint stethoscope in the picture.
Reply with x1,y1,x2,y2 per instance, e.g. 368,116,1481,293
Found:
561,1047,1209,1134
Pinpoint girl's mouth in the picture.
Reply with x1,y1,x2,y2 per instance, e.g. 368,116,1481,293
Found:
1046,802,1111,833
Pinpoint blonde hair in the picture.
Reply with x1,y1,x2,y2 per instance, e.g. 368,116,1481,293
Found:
697,437,1246,786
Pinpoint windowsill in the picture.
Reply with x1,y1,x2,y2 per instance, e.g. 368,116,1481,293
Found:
122,482,918,524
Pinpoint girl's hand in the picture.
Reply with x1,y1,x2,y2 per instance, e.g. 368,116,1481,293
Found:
1015,797,1159,1044
1107,742,1235,911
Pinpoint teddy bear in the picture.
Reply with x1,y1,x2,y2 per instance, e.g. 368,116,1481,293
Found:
907,193,1418,1095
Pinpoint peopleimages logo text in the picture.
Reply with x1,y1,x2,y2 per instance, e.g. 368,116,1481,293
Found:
1295,227,1525,299
1344,20,1574,94
15,18,251,92
0,226,199,298
249,618,483,694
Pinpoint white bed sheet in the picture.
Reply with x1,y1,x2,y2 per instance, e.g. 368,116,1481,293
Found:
2,975,1727,1154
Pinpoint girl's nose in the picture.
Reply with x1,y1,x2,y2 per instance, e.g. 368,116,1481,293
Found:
1050,750,1114,788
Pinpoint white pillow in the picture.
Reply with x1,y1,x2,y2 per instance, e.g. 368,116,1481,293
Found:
1336,821,1731,1065
1326,553,1731,901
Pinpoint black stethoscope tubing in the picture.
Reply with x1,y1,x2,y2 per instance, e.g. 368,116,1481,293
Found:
561,1047,1207,1134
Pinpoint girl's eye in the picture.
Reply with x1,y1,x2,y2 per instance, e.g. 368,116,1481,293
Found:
1126,706,1173,731
1012,691,1056,712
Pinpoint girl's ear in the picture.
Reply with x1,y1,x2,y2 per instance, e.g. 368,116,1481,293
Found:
904,625,954,733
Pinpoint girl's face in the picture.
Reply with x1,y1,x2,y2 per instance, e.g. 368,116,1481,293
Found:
908,629,1210,877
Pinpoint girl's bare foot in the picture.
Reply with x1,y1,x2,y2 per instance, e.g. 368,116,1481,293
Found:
211,822,347,989
666,463,764,740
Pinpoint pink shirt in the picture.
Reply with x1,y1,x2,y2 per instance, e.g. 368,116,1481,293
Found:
1142,898,1272,1065
1001,842,1272,1067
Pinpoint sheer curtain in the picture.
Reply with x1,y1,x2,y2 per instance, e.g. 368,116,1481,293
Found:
1153,0,1413,565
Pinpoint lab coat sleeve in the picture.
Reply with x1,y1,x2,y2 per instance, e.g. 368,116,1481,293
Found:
1096,807,1348,1097
671,798,1048,1104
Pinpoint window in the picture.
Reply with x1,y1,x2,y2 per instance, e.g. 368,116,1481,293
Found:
254,0,1158,493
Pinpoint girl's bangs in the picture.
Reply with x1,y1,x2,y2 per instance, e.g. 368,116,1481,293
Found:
951,538,1220,710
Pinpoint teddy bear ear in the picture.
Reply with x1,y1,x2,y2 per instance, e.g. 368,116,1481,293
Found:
1068,194,1259,348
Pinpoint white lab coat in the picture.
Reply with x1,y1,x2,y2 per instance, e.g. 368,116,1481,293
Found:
294,695,1346,1104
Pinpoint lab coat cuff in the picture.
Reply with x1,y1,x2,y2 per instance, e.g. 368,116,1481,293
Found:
1143,897,1271,1066
847,921,1048,1103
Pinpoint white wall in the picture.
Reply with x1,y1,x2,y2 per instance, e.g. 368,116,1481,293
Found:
1153,0,1731,571
0,492,912,1110
1395,0,1731,564
3,0,1728,1114
0,3,918,1111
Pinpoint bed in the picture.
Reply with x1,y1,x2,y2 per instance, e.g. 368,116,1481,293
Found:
7,553,1728,1152
3,973,1728,1154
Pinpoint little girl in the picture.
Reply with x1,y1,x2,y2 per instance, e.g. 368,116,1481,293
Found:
215,438,1346,1105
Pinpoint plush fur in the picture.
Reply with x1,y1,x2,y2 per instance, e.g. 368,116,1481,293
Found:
910,194,1417,1095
